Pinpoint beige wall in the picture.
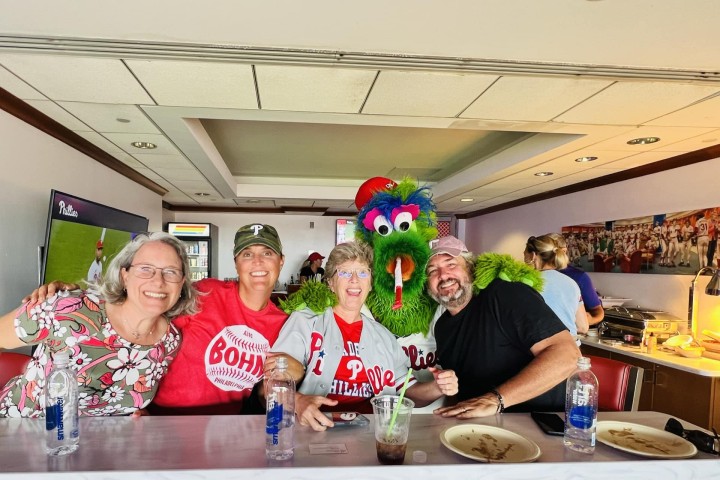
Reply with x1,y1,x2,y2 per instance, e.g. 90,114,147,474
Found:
464,157,720,333
0,110,163,314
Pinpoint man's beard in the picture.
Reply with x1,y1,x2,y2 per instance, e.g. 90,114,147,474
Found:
430,279,472,310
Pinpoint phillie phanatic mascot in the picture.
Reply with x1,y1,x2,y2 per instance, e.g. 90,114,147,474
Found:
281,176,543,385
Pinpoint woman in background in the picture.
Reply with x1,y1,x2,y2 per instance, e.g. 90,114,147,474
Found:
524,235,588,342
0,232,198,417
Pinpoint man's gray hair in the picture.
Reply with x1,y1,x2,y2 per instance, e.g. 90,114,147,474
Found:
93,232,199,318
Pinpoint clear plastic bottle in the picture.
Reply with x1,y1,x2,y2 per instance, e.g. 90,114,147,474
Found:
45,350,80,456
265,356,295,460
563,356,598,454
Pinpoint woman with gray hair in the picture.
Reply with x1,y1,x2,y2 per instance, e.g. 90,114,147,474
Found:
271,241,458,431
0,232,198,417
524,234,588,341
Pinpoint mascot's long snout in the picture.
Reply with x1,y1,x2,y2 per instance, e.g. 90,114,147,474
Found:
386,254,415,310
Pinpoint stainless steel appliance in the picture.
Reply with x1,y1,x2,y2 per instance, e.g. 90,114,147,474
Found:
598,306,681,344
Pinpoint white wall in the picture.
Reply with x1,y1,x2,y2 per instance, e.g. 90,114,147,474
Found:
168,211,340,287
0,110,163,314
464,157,720,333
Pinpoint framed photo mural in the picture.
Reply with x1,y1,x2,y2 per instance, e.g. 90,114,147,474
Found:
561,207,719,275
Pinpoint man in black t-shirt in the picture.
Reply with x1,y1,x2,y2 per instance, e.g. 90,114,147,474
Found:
428,236,580,417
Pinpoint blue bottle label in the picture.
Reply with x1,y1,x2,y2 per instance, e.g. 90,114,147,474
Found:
568,405,596,429
45,398,65,439
266,402,283,445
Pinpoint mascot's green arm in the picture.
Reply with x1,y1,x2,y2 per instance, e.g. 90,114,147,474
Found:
473,252,544,293
279,280,337,314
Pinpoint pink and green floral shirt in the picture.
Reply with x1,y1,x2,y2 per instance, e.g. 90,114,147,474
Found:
0,289,181,417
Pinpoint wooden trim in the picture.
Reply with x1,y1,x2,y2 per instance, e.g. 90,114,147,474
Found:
456,144,720,219
161,202,356,217
0,87,168,196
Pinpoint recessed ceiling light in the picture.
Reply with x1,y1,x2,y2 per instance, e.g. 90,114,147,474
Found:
116,117,131,123
534,171,554,177
460,198,474,202
627,137,660,145
131,141,157,149
575,156,598,163
701,137,718,143
246,199,260,204
194,192,210,197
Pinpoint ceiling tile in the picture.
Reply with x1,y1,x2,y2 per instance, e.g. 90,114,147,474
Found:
102,132,181,155
599,150,676,170
276,199,315,207
125,59,258,108
151,167,204,182
255,65,376,113
555,81,720,125
363,70,497,117
461,76,611,121
58,102,160,134
653,129,720,152
24,100,91,131
235,199,277,207
0,54,153,104
646,95,720,128
589,125,715,151
132,153,195,170
0,65,46,100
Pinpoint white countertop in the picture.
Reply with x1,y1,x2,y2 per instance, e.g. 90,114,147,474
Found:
581,337,720,377
1,412,718,479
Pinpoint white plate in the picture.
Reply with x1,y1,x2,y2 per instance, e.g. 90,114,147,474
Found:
440,424,541,463
596,421,697,459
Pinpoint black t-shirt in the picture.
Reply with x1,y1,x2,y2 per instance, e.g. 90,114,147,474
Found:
300,266,324,281
435,278,568,412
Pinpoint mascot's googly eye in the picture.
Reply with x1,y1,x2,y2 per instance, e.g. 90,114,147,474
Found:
373,215,393,236
393,211,413,232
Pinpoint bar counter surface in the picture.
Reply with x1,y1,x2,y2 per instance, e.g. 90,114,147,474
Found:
1,411,718,480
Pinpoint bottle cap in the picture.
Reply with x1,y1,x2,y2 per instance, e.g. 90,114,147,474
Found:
412,450,427,464
52,350,70,365
275,356,288,369
578,356,591,369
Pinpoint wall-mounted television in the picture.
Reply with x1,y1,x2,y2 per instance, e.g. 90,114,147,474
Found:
41,190,149,285
335,219,356,245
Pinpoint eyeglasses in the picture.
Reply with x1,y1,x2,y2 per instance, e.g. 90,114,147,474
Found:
129,264,184,283
335,268,371,279
664,417,719,455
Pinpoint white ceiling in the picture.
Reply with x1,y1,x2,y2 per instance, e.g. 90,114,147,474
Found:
1,1,720,215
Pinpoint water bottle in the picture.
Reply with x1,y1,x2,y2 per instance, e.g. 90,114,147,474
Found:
45,350,80,456
563,356,598,454
265,356,295,460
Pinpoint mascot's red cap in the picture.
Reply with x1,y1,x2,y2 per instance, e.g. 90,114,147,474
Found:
355,177,398,210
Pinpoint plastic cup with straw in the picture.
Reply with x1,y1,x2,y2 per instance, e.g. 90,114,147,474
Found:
386,367,413,437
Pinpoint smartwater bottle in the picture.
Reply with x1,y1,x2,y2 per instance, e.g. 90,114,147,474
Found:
45,350,80,456
563,356,598,454
265,356,295,460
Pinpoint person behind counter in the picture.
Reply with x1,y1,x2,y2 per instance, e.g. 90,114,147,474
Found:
524,234,589,339
299,252,325,283
546,233,605,326
0,232,198,417
427,236,580,418
271,241,458,431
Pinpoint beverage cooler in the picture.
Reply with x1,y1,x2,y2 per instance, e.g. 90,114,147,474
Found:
166,222,219,281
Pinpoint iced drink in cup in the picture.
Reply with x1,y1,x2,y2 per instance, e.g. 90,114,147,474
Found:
371,395,415,465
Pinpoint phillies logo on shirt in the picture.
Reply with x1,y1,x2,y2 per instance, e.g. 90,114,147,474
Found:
205,325,269,392
308,331,325,376
366,365,395,394
402,344,437,371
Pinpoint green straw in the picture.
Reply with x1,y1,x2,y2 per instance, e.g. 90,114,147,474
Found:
386,367,413,437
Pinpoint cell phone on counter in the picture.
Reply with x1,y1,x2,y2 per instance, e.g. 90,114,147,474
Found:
323,412,370,427
531,411,565,436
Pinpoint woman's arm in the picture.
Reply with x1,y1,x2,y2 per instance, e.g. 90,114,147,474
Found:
574,303,589,334
405,367,458,407
0,309,24,350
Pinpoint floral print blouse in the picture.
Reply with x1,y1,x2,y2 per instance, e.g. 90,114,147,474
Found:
0,289,181,417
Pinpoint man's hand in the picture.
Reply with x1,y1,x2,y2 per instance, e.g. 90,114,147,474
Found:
429,367,458,397
295,393,338,431
433,393,499,418
21,281,79,306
